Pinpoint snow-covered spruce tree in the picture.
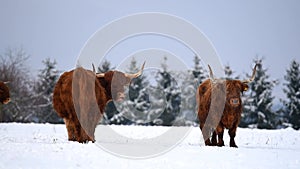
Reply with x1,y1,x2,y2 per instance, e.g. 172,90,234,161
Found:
282,60,300,130
97,59,115,73
192,55,207,86
127,58,149,104
154,56,181,126
224,64,240,80
241,58,277,129
33,58,62,123
174,55,207,126
174,71,197,126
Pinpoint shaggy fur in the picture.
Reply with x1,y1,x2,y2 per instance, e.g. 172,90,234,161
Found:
197,79,248,147
53,67,132,143
0,81,10,104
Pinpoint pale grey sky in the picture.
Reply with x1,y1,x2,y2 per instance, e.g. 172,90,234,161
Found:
0,0,299,99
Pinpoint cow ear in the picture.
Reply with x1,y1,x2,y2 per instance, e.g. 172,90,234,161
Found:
241,83,249,92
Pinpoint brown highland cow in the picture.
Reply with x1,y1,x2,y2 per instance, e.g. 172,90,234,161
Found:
53,63,145,143
197,64,257,147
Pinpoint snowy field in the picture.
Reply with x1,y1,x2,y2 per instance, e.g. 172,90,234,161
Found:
0,123,300,169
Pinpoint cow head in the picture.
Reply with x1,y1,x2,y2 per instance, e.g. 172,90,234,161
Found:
0,81,11,104
94,62,145,102
208,64,257,108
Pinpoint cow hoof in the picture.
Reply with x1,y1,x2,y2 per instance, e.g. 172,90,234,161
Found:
78,140,89,144
211,139,217,146
230,144,238,148
205,142,215,146
217,143,225,147
211,141,217,146
205,140,212,146
68,137,77,142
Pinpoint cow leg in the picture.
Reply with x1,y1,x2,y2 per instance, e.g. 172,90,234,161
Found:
228,127,238,148
205,138,212,146
64,118,76,141
89,123,97,143
75,122,83,143
211,131,217,146
217,131,225,147
89,114,103,143
79,126,91,143
216,125,225,147
80,123,95,143
89,128,96,143
77,125,94,143
75,117,93,143
87,117,98,142
200,124,212,146
78,120,96,143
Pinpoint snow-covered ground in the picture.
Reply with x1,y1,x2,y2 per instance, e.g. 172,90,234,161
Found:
0,123,299,169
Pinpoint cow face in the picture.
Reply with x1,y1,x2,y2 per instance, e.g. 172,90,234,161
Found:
208,64,257,108
97,71,131,102
0,81,10,104
225,80,248,107
96,62,145,102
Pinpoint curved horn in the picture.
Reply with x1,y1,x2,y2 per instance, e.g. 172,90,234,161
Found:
4,81,10,84
125,61,146,79
208,65,215,80
242,64,258,83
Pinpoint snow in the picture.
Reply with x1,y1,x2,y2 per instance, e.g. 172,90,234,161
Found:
1,123,300,169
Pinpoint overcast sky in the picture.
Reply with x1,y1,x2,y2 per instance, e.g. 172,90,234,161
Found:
0,0,299,99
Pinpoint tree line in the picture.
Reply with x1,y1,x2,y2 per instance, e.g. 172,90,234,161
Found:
0,48,299,130
0,48,62,123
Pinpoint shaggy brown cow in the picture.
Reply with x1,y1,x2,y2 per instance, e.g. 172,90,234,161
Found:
53,63,145,143
197,64,257,147
0,81,10,104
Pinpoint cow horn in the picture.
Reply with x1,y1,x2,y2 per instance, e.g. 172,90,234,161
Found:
96,73,105,77
242,64,258,83
92,63,96,73
125,61,145,79
92,63,105,77
208,65,215,80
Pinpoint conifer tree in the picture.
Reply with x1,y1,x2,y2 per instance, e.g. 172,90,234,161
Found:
34,58,61,123
224,64,239,79
241,58,277,129
283,60,300,129
98,59,115,73
192,55,207,86
176,55,207,126
154,56,181,126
